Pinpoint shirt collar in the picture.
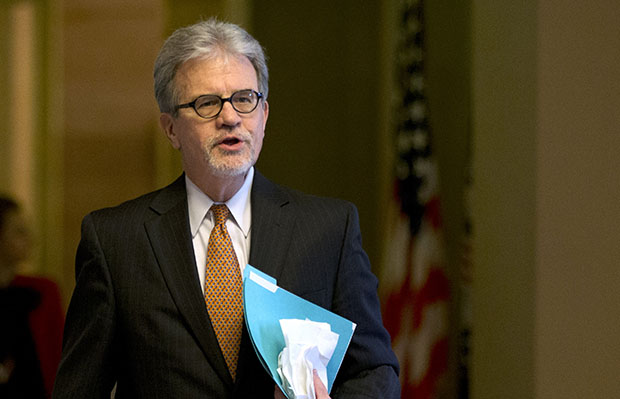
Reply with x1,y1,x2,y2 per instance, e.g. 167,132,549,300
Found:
186,167,254,238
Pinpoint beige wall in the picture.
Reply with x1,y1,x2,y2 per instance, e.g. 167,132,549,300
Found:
0,0,64,280
471,0,538,396
535,1,620,397
60,0,165,299
472,0,620,397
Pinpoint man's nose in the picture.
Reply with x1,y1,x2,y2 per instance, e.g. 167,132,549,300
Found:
217,101,242,127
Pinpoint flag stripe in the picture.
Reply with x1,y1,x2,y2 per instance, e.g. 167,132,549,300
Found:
381,0,451,397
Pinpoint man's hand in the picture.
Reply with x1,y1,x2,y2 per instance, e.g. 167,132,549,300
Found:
273,369,331,399
312,370,330,398
312,370,330,399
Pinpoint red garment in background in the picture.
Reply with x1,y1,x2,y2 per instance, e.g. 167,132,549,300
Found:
11,275,64,398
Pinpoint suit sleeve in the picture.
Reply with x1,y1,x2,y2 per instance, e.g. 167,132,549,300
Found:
53,213,118,398
330,203,401,398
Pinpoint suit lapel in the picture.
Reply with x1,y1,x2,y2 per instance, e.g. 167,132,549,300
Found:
144,176,233,387
248,171,296,281
235,171,297,387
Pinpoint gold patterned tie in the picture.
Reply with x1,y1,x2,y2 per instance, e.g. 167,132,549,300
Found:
204,204,244,380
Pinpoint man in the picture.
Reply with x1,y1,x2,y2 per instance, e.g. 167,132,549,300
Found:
53,19,399,398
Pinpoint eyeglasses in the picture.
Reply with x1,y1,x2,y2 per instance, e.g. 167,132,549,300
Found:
176,89,264,119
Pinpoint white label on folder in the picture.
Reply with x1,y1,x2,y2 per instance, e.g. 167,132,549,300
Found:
249,270,278,293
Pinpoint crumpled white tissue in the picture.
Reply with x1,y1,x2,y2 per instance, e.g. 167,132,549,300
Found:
276,318,339,399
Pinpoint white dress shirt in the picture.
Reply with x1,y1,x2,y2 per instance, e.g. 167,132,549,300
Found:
186,167,254,292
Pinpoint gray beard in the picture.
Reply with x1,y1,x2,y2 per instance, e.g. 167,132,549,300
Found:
204,147,255,178
202,130,256,177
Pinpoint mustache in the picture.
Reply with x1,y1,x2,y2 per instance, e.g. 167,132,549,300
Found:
206,130,253,149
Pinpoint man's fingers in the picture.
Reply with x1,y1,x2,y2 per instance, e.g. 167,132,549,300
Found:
274,370,330,399
313,369,330,399
274,384,286,399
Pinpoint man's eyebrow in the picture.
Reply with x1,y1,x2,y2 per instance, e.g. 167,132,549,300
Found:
196,89,256,97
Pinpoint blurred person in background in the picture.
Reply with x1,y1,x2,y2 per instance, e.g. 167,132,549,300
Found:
0,196,64,398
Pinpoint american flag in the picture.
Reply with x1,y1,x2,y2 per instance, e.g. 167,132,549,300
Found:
381,0,451,397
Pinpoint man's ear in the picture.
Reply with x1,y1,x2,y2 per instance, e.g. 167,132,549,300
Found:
159,113,181,150
262,100,269,131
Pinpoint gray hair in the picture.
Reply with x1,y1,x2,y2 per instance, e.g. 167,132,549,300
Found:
154,18,269,114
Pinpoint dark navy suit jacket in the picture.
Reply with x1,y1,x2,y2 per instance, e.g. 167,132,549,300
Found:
53,171,400,398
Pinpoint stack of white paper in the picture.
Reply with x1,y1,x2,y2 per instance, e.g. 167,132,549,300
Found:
276,319,339,399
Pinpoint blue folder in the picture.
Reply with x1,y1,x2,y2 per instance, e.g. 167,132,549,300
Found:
243,264,356,396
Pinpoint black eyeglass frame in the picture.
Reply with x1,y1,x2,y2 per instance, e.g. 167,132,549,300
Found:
175,89,264,119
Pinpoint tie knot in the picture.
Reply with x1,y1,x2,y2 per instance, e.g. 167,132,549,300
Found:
210,204,230,226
